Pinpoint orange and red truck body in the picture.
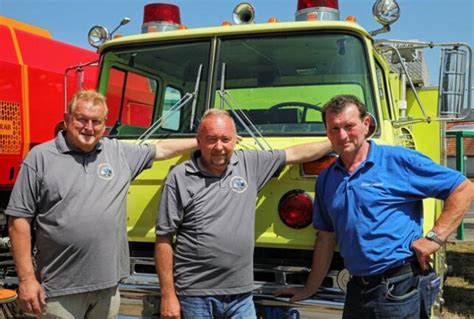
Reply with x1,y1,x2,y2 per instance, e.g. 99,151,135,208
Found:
0,16,98,194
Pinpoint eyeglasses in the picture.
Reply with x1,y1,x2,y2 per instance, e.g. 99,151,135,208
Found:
73,116,105,128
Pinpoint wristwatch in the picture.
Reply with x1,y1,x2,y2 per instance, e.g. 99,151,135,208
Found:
425,230,444,246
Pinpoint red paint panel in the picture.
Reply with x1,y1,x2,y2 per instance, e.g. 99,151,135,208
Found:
0,24,98,189
0,25,23,188
122,102,153,127
0,25,18,64
16,28,97,73
0,61,22,104
15,28,98,146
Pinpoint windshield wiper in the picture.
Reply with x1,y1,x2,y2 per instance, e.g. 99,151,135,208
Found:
189,64,203,132
218,63,272,151
136,64,203,144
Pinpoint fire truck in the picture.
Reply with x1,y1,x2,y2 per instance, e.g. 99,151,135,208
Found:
4,0,472,317
0,16,97,285
86,0,471,317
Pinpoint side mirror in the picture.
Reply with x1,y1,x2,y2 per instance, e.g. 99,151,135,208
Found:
366,113,378,139
438,47,470,118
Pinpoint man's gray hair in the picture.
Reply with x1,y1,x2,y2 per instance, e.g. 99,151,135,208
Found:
67,90,108,116
197,109,235,134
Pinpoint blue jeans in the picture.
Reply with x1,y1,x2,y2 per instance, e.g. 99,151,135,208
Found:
179,292,257,319
343,270,440,319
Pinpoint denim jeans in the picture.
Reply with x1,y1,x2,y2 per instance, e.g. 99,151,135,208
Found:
179,292,257,319
343,270,440,319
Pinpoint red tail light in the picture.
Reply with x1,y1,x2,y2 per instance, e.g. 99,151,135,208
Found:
301,153,338,176
297,0,339,10
278,190,313,229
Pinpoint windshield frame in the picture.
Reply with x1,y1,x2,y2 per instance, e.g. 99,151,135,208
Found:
212,30,378,137
99,29,379,138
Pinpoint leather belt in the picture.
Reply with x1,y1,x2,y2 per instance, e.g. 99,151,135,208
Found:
353,260,420,287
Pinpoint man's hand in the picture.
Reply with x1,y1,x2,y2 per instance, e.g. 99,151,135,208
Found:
160,294,181,319
411,179,474,271
17,277,46,315
274,231,336,304
411,237,439,271
274,286,315,303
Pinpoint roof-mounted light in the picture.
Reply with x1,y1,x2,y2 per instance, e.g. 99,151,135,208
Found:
110,17,130,37
88,25,109,48
297,0,339,10
87,17,130,49
295,0,340,21
142,3,181,33
372,0,400,26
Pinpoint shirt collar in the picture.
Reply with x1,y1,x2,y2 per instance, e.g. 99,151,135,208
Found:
365,140,377,164
333,140,376,172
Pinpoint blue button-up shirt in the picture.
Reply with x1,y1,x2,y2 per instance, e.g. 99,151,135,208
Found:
313,141,465,276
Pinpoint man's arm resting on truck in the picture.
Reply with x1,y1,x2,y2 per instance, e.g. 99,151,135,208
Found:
154,138,197,161
412,179,474,270
155,234,181,319
274,231,336,303
284,140,332,165
8,217,46,315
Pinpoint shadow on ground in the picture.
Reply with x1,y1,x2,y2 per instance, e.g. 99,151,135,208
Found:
443,243,474,318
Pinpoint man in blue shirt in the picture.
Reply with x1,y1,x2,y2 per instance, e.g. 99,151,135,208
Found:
276,95,474,318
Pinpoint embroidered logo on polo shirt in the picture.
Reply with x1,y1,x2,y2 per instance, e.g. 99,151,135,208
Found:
361,182,384,187
98,163,114,180
230,176,248,193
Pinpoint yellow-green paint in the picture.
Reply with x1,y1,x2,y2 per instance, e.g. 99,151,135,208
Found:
99,20,370,53
406,88,441,163
103,18,444,254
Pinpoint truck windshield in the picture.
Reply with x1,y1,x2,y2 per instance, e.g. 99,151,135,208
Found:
102,41,211,136
102,32,374,137
216,33,374,136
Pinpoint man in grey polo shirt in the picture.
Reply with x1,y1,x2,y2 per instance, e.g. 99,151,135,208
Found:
155,109,331,319
6,90,197,318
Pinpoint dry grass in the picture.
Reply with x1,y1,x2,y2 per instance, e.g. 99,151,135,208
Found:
442,242,474,319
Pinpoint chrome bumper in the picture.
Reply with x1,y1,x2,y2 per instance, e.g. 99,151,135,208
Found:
119,276,344,319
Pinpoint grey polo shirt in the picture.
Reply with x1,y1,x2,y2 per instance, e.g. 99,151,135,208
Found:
6,132,155,297
156,149,286,296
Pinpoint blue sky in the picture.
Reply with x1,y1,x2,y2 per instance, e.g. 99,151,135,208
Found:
1,0,473,85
